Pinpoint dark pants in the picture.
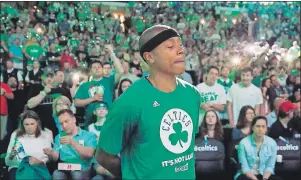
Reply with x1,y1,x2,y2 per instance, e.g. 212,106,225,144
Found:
237,174,282,180
8,168,17,180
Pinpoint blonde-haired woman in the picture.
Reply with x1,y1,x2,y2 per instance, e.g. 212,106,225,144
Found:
52,96,71,133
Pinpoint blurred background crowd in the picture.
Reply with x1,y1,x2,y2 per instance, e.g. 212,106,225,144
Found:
0,1,300,180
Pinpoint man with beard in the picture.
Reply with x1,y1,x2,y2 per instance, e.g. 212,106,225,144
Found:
6,76,27,135
27,72,72,137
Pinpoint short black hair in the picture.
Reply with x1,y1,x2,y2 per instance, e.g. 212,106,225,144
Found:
206,65,219,74
90,61,103,68
57,109,75,118
251,116,267,128
103,62,111,67
241,67,253,76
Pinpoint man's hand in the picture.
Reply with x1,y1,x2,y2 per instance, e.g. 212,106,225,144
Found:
29,156,42,165
43,84,52,94
93,93,103,102
104,44,114,55
0,88,6,96
201,103,212,111
60,136,74,145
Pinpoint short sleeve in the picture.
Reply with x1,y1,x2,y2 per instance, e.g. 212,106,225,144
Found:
74,83,89,99
98,97,139,155
53,135,61,152
85,132,97,149
194,89,201,134
2,83,12,94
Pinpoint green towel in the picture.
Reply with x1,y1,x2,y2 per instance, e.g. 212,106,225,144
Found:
16,156,52,180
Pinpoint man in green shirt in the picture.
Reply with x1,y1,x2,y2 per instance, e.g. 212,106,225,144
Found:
74,45,124,128
96,25,200,179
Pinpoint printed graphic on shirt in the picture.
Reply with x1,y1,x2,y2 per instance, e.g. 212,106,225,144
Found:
88,85,105,97
199,92,219,104
160,108,193,154
41,93,61,105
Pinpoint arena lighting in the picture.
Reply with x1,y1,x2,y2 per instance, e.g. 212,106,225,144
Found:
119,15,125,23
36,27,43,34
254,17,257,21
284,54,295,62
34,6,37,9
232,57,240,66
224,18,227,22
113,13,119,19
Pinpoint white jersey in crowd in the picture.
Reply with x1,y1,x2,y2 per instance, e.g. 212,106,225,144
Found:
88,123,101,141
196,82,227,126
227,83,263,125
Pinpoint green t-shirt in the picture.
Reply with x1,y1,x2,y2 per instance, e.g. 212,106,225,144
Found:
252,74,266,88
98,77,200,179
74,75,115,126
25,44,44,65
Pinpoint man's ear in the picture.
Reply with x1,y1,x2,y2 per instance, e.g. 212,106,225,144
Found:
143,52,155,64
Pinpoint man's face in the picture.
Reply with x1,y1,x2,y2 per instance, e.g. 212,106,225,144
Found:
252,119,267,137
91,63,103,77
55,71,65,84
103,64,111,77
6,61,13,69
241,71,253,86
253,67,261,77
14,38,20,46
151,37,186,75
33,61,39,69
64,62,71,70
221,67,229,78
59,113,76,134
43,76,54,85
206,68,219,84
271,76,279,86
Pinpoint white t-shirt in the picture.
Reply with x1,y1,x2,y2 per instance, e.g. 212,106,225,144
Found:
227,83,263,125
88,123,102,141
196,82,227,126
5,131,52,170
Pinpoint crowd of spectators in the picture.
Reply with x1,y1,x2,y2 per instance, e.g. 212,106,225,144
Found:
0,1,300,180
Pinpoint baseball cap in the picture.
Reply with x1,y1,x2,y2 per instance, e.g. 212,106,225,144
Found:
94,101,108,110
279,101,297,113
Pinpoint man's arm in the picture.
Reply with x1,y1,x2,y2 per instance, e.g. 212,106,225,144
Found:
255,104,261,116
95,148,121,178
71,140,95,159
227,101,234,127
210,104,225,111
106,45,124,82
27,92,46,109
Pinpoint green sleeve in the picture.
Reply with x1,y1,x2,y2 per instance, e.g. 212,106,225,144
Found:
74,83,89,99
195,89,201,134
98,96,139,155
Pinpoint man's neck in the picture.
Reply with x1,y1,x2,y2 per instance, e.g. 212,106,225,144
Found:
148,70,177,93
205,81,215,87
7,68,13,71
221,76,228,81
70,127,79,136
240,82,251,87
92,76,103,81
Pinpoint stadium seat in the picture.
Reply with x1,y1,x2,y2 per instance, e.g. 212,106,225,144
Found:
195,138,225,177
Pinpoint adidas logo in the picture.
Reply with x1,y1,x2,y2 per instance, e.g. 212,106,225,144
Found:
153,101,160,107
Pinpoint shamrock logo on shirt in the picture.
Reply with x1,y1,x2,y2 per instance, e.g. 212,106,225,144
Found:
169,122,188,148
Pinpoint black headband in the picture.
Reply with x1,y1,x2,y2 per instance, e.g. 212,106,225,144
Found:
139,29,180,59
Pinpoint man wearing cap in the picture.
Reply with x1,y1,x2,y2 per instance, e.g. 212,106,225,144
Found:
88,101,108,142
268,101,298,139
96,25,200,179
27,71,72,137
